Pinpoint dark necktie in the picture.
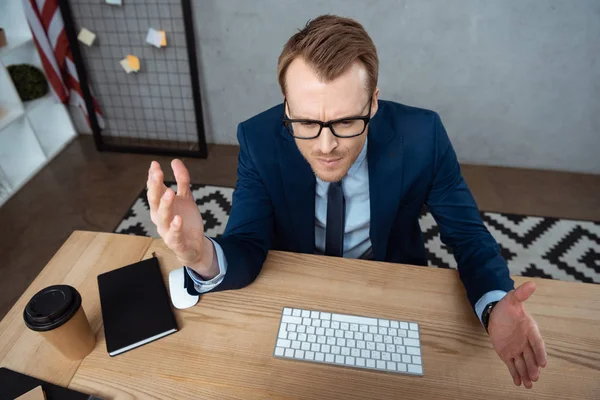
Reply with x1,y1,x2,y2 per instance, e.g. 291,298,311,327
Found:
325,181,345,257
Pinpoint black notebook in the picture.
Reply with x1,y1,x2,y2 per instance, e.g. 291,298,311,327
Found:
98,257,178,356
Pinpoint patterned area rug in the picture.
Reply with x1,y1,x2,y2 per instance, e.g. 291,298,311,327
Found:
115,183,600,284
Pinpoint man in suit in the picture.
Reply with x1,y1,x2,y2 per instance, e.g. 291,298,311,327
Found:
147,15,546,388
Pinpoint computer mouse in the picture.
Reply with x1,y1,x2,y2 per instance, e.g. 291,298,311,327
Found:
168,267,199,309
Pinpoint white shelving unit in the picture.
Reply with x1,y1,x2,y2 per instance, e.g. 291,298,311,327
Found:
0,1,77,207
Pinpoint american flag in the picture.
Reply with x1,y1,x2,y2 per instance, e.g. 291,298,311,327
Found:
23,0,104,130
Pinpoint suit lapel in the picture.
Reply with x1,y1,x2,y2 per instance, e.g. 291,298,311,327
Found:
368,105,403,260
276,126,316,253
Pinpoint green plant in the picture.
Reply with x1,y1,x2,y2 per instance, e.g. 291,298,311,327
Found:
7,64,49,102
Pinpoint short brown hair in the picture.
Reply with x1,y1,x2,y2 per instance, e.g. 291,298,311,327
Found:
277,15,379,96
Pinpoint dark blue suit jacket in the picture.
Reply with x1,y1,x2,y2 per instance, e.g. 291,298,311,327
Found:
213,100,514,310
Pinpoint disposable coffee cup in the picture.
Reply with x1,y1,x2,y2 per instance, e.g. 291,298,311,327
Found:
23,285,96,360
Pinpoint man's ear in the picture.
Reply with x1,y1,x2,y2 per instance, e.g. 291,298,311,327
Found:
371,87,380,118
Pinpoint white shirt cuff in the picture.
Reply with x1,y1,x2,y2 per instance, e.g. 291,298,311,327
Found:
185,236,227,293
474,290,507,325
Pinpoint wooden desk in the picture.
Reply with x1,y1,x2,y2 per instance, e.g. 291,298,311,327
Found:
1,231,599,399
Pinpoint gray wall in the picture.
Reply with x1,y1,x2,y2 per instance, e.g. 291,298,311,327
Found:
193,0,600,174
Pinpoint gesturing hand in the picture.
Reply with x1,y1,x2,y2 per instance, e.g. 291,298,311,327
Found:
488,281,547,389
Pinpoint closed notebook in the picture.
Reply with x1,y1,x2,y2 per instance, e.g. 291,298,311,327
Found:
98,257,178,356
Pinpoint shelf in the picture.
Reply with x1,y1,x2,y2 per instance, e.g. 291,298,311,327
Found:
0,38,43,69
24,92,56,113
0,36,33,57
0,106,24,131
27,99,77,159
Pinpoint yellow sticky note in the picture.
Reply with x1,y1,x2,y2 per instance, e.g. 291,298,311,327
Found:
160,30,167,47
127,55,140,71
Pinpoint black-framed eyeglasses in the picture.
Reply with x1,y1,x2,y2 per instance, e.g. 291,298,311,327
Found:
283,97,373,139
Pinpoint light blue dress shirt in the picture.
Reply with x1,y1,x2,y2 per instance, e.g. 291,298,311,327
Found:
188,138,506,323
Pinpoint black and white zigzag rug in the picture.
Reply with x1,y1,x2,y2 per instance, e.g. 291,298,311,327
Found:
115,183,600,284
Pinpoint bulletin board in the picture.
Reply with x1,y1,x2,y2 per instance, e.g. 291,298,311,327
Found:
61,0,208,158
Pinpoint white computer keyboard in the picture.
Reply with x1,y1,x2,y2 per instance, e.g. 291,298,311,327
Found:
273,307,423,376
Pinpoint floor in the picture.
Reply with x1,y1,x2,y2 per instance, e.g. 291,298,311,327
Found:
0,135,598,320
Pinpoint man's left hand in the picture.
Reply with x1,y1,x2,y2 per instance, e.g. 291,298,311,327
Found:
488,281,548,389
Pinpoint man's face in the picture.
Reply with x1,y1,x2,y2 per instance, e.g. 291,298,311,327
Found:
284,58,379,182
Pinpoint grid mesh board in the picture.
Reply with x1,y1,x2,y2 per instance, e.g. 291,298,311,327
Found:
70,0,199,151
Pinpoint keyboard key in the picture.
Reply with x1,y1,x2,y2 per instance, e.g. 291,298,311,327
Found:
396,345,406,354
298,333,307,342
341,347,350,356
308,334,317,343
402,354,411,363
355,332,364,340
376,343,385,351
408,330,419,339
386,361,396,371
400,322,409,330
392,353,401,362
307,326,316,334
325,354,335,362
316,327,325,335
351,348,360,357
361,349,370,358
321,312,331,320
297,325,306,333
383,336,393,344
295,349,305,359
359,324,368,332
311,343,320,352
332,321,340,329
366,359,376,368
406,346,420,356
292,341,301,349
377,360,386,369
378,327,388,335
356,357,366,367
315,352,325,362
332,346,341,354
311,311,320,319
335,330,344,338
288,332,297,341
275,347,285,356
336,338,346,347
283,308,292,315
327,337,336,345
388,328,397,336
365,333,374,341
325,328,334,337
278,330,287,339
386,344,395,352
312,319,321,327
357,341,366,349
281,322,288,331
397,330,407,337
340,322,349,330
372,351,381,359
302,310,310,318
374,335,383,343
404,338,419,347
367,342,375,350
397,363,407,372
379,319,390,328
277,339,291,348
409,323,418,331
305,351,315,360
345,356,355,366
344,331,354,339
322,320,331,328
322,344,331,353
413,356,422,364
347,339,356,348
332,313,378,326
288,324,296,332
391,321,399,329
382,352,391,361
302,318,311,326
292,309,301,317
408,364,423,374
285,348,295,357
317,336,326,344
335,355,345,364
350,323,359,331
301,342,310,351
282,315,302,325
369,326,378,334
393,337,402,345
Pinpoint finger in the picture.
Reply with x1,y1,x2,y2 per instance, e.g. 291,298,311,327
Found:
165,215,185,253
171,159,191,197
529,323,548,368
157,188,176,229
515,355,532,389
147,161,167,212
523,344,540,382
505,359,521,386
513,281,536,303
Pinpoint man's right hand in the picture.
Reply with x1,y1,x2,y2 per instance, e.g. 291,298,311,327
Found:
146,159,219,279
